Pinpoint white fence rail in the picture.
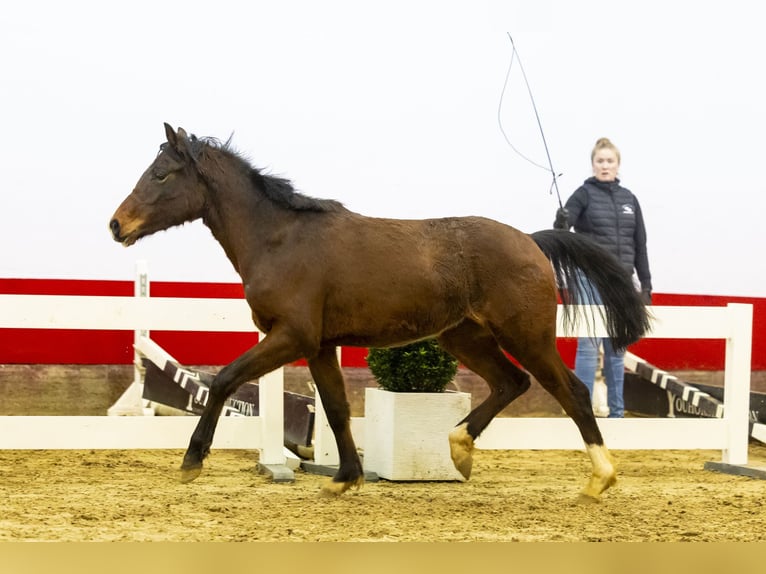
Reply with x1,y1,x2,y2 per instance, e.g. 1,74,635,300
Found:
0,294,254,331
0,264,287,465
316,304,755,467
0,270,755,467
476,303,754,466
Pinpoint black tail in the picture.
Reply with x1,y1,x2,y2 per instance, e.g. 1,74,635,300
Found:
530,229,651,349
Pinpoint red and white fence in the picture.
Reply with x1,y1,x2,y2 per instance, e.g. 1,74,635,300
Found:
0,262,755,471
0,262,285,466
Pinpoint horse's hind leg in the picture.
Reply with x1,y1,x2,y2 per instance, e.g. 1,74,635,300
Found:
437,320,533,480
307,345,364,497
512,341,617,502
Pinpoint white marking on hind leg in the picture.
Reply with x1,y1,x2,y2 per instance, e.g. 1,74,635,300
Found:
448,422,474,480
579,444,617,503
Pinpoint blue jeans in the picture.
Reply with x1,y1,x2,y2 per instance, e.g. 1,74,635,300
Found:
573,275,626,418
574,337,625,418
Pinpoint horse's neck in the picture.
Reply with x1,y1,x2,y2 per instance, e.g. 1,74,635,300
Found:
201,170,284,276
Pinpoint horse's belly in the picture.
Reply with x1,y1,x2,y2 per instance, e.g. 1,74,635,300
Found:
322,295,466,348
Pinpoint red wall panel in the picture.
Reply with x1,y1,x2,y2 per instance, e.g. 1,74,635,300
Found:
1,279,763,371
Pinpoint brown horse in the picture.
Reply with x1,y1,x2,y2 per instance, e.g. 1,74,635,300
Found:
110,124,650,501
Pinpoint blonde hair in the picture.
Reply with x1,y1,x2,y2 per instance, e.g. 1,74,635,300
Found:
591,137,621,164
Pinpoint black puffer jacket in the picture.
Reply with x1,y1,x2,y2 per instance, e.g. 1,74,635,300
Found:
558,177,651,291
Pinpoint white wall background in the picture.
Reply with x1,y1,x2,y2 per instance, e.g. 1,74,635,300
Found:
1,0,764,297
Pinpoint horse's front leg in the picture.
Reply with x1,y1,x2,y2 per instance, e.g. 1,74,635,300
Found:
180,330,303,483
307,345,364,497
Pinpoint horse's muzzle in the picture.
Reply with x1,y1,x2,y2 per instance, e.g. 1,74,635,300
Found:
109,219,123,242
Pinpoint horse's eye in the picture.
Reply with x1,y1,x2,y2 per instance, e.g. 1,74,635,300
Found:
154,172,169,183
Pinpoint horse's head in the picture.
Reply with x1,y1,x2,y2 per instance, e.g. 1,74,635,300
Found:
110,123,207,246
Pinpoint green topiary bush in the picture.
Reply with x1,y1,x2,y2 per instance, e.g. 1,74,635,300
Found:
366,338,459,393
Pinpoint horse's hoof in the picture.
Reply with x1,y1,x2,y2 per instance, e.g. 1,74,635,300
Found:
179,465,202,484
318,476,364,498
448,423,474,480
579,470,616,501
581,444,617,499
577,492,601,505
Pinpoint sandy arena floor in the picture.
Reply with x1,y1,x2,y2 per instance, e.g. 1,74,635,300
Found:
1,443,765,542
2,365,765,542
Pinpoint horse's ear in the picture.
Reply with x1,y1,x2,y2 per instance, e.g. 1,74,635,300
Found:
174,128,198,163
164,123,177,148
163,124,197,163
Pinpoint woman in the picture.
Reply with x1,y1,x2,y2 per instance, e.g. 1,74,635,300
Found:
553,137,652,418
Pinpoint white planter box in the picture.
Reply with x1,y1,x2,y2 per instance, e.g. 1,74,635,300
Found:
363,387,471,481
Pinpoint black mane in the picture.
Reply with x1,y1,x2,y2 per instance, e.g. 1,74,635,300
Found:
251,170,347,213
190,134,346,214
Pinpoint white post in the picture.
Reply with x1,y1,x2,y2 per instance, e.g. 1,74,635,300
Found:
134,259,149,387
258,367,286,465
309,346,343,466
313,391,340,465
107,260,152,416
721,303,753,464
